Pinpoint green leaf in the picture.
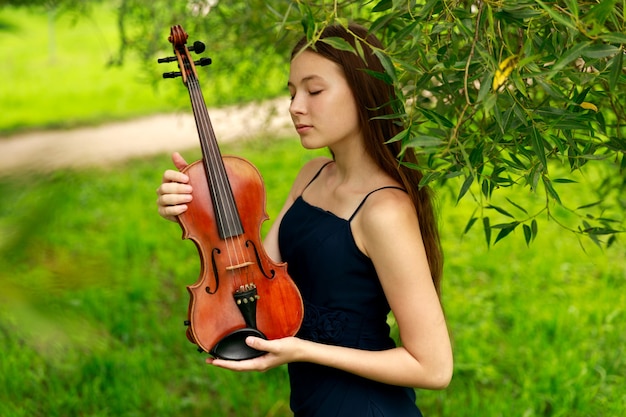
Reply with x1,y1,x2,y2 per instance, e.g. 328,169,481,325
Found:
576,200,603,210
464,216,478,234
418,108,455,128
481,179,491,199
531,219,538,239
405,135,444,148
505,197,528,214
457,175,474,203
373,49,398,85
418,170,442,188
579,154,611,160
563,0,579,19
487,204,515,219
299,4,316,41
530,163,543,191
609,51,623,91
371,112,407,121
535,0,578,30
494,221,519,244
418,170,443,188
553,178,577,183
600,33,626,44
354,40,365,62
523,224,532,246
319,37,356,53
372,0,393,12
550,41,592,74
581,44,621,59
584,227,622,235
506,153,528,170
385,127,409,144
542,176,562,204
483,217,491,247
584,0,619,25
361,68,393,85
530,126,548,169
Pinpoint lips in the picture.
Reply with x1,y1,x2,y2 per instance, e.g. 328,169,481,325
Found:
295,124,313,134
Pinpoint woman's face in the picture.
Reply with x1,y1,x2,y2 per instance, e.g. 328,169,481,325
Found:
288,50,362,150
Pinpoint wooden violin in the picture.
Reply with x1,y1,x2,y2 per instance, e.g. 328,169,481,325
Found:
158,25,303,360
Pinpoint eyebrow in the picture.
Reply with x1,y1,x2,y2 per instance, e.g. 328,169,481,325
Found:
287,75,324,88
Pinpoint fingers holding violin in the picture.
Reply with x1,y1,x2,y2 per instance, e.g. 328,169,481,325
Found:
157,202,188,222
161,168,190,186
156,178,193,222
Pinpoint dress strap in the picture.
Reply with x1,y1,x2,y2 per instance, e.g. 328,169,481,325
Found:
301,161,334,195
348,186,406,223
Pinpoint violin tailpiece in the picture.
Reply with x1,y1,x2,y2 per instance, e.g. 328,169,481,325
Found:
234,284,261,329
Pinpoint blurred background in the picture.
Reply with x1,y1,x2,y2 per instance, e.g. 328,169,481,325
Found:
1,1,624,416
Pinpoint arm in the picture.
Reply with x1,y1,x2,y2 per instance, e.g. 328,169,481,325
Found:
351,189,453,388
209,188,453,390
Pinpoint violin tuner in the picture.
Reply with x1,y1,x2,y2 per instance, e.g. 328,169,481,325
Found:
157,56,177,64
163,71,182,79
188,41,206,54
194,57,212,67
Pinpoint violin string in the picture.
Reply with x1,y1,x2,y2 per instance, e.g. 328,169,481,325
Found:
187,73,235,271
188,69,251,288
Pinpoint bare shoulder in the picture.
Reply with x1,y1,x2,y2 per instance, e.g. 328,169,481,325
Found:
359,188,417,228
353,188,422,257
290,156,333,197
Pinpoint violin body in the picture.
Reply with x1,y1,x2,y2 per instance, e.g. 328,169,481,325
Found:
159,24,303,360
179,156,303,359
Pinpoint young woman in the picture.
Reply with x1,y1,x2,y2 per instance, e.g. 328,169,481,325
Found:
156,23,452,417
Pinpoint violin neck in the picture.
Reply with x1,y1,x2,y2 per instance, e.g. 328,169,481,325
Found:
187,76,244,239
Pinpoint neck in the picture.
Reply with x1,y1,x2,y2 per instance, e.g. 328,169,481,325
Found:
328,138,381,189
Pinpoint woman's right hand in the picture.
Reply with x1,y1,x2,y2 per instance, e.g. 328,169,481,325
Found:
156,152,193,222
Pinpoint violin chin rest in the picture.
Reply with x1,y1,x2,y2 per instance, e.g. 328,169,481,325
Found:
210,328,267,361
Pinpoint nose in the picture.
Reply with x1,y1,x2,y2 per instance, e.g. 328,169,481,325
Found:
289,93,306,117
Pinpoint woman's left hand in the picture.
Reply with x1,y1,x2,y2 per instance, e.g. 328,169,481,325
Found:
206,336,304,372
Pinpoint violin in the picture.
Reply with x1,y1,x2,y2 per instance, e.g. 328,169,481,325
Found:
158,25,303,360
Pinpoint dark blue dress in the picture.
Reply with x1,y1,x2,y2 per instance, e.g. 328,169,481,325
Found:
278,164,423,417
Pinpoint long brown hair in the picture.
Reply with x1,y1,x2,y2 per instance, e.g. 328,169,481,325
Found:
292,23,444,296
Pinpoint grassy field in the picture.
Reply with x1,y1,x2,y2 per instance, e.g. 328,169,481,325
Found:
1,3,625,417
0,136,624,416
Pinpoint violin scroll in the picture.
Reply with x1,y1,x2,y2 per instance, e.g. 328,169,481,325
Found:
157,25,212,83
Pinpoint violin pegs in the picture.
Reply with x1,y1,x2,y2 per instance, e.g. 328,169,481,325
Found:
194,57,212,67
157,56,177,64
163,71,182,79
188,41,206,54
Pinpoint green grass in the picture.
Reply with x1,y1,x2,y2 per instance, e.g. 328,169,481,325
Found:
0,137,624,416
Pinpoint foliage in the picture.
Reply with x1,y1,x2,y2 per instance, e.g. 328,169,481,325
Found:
288,0,626,248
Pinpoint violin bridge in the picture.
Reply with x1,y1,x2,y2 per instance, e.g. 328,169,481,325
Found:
225,261,254,271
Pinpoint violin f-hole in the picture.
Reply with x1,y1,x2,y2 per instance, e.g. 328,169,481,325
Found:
206,248,221,294
246,240,277,280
